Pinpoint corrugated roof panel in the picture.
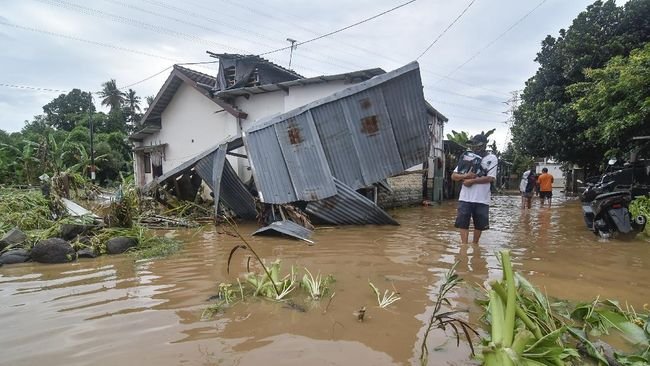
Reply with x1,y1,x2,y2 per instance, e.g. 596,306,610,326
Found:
244,129,297,203
381,71,431,168
273,112,337,202
305,178,398,225
252,220,314,244
195,147,257,220
220,159,257,220
339,87,403,185
245,62,429,204
310,102,365,189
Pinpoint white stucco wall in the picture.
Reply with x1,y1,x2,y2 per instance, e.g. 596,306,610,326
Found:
138,83,240,185
238,80,352,131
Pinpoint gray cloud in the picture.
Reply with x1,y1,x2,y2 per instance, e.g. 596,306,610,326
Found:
0,0,605,149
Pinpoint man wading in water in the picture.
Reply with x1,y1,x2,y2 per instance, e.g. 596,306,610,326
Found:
451,134,498,244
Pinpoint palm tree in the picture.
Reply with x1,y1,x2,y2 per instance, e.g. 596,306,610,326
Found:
125,89,142,123
144,95,155,111
99,79,126,113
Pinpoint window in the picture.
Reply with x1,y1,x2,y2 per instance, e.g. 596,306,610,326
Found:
144,153,151,174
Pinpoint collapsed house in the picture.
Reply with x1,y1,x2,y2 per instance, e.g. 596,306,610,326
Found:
130,54,446,236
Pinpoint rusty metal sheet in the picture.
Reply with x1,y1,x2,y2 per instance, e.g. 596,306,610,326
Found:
305,178,398,225
244,62,429,205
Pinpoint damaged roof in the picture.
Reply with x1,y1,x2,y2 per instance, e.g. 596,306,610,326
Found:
214,68,385,99
207,52,303,80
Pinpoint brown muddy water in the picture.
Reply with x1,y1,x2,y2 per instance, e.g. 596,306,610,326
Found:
2,193,650,366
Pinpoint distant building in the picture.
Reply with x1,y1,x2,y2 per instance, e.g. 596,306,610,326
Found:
535,160,564,188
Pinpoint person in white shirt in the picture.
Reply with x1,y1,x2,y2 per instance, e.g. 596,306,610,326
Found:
451,134,498,244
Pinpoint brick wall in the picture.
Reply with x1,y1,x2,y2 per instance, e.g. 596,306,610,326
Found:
377,173,423,209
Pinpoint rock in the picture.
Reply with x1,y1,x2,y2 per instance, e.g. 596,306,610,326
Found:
76,247,98,258
31,238,76,263
60,224,95,241
106,237,138,254
0,227,28,251
0,249,30,264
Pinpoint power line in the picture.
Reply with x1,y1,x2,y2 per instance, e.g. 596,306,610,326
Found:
35,0,326,75
212,0,508,97
257,0,418,57
0,83,69,93
441,0,548,79
416,0,477,60
429,99,505,115
0,20,179,63
104,0,358,73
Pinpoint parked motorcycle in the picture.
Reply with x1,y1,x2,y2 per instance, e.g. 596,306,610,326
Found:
579,169,647,238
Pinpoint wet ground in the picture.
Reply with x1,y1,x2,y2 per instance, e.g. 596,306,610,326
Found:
1,193,649,366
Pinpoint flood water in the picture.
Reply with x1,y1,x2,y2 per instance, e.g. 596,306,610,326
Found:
2,193,650,365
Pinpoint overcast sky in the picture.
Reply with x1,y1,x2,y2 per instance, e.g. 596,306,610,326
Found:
0,0,621,148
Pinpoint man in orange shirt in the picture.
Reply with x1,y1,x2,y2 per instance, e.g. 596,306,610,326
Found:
537,168,554,205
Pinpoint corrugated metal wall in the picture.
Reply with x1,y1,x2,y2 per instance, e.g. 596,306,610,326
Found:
195,147,257,219
245,62,430,205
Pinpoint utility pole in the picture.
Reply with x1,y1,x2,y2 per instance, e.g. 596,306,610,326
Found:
286,38,297,68
89,94,96,183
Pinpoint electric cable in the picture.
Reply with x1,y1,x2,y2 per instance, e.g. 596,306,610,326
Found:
416,0,477,60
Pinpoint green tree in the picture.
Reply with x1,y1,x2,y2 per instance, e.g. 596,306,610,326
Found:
42,89,95,131
98,79,126,113
568,43,650,154
124,88,142,124
511,0,650,167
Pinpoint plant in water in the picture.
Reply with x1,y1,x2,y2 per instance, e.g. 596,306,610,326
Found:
368,280,401,309
301,268,333,300
482,250,579,366
419,262,479,366
218,283,235,305
245,260,297,300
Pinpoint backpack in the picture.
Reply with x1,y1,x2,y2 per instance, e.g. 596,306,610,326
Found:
456,151,485,176
519,170,536,193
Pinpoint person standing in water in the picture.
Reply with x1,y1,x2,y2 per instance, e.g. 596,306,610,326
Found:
537,167,554,205
451,133,498,244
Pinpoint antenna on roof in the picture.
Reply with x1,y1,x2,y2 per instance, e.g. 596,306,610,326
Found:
286,38,298,69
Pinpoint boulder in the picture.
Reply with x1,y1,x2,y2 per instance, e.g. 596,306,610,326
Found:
60,224,95,241
76,247,98,258
0,228,27,251
106,237,138,254
31,238,76,263
0,249,30,264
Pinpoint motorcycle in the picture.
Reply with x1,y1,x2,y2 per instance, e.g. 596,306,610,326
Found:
579,168,647,238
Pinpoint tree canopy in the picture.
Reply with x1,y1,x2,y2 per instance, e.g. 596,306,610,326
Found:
0,79,142,186
510,0,650,167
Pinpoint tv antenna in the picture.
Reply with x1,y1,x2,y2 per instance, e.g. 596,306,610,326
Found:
286,38,298,68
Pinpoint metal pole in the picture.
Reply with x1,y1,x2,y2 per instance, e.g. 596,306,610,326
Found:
89,95,95,182
286,38,297,68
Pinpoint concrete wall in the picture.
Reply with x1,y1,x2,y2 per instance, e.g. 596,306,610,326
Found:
378,173,423,209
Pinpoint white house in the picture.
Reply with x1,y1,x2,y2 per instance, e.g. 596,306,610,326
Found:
130,54,447,196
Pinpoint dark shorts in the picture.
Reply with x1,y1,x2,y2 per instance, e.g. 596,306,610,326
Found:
454,201,490,231
540,191,552,199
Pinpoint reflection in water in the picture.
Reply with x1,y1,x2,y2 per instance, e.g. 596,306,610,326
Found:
1,194,649,365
